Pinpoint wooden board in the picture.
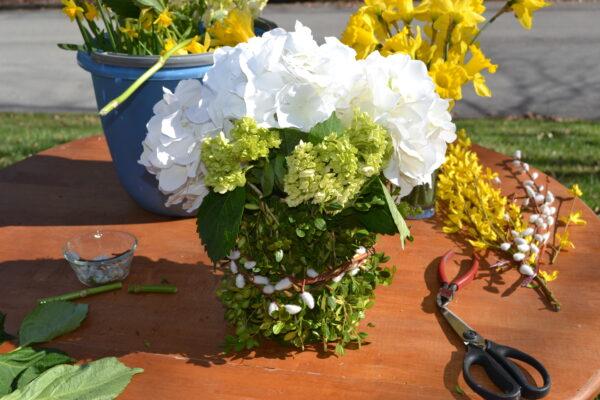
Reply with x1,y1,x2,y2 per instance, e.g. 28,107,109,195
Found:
1,136,599,399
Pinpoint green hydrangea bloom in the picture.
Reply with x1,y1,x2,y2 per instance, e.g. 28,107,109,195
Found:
284,112,390,210
346,111,391,177
201,117,280,194
201,133,247,194
230,117,281,162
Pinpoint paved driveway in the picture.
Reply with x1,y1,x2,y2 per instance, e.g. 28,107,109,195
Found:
0,3,599,119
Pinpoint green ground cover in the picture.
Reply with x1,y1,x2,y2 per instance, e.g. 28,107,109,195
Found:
0,112,598,212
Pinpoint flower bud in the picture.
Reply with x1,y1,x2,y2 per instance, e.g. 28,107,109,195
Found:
230,260,238,274
514,237,527,245
529,214,540,223
355,246,367,255
253,275,269,285
525,186,536,198
549,207,556,215
534,194,545,204
275,277,292,291
519,264,535,276
300,291,315,309
306,268,319,278
511,230,520,238
235,274,245,289
284,304,302,315
522,198,530,207
268,302,278,316
524,180,534,187
546,191,555,203
540,222,548,231
228,249,241,260
523,163,530,172
263,285,275,295
517,244,530,253
493,177,501,185
522,227,534,236
349,267,360,276
514,150,522,160
534,234,544,243
547,216,555,226
513,253,526,262
244,261,257,270
332,272,345,283
500,242,511,251
532,172,539,180
512,160,521,167
530,243,540,254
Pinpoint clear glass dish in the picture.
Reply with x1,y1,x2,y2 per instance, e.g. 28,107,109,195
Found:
64,230,137,287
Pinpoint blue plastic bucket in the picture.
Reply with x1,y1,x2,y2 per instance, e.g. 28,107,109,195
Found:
78,19,277,217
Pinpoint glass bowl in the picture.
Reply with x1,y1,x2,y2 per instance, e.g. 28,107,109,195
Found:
64,230,137,287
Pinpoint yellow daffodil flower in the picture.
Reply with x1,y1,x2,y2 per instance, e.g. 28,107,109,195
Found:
83,1,97,21
382,0,416,24
511,0,550,30
207,9,255,47
539,270,558,282
428,57,469,101
119,19,139,39
185,34,211,54
162,38,188,55
61,0,83,21
463,45,497,96
555,232,575,250
569,183,583,198
559,211,587,226
341,7,386,59
154,8,173,29
381,26,422,58
139,8,154,31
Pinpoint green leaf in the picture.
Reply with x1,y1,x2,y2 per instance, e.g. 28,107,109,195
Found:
132,0,163,12
19,302,88,347
313,218,326,231
272,322,285,335
2,357,143,400
273,154,286,190
261,161,274,197
16,351,74,390
0,311,12,345
56,43,87,52
357,207,398,235
277,128,305,155
196,187,246,263
0,348,46,396
379,178,410,248
102,0,141,18
295,228,306,238
307,113,343,144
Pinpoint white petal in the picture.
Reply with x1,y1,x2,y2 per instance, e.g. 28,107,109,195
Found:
306,268,319,278
275,278,293,291
300,292,315,309
519,264,535,276
284,304,302,315
229,260,238,274
244,261,257,270
235,274,245,289
253,275,270,285
263,285,275,295
268,302,279,316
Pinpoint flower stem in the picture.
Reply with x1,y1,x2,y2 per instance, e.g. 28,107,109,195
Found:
96,0,118,51
128,284,178,294
38,282,123,304
533,275,561,311
98,38,193,116
469,3,511,45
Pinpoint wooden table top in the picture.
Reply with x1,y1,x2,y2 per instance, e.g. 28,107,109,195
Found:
1,136,599,400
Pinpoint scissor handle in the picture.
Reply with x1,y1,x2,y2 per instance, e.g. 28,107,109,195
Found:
463,341,551,400
439,250,479,290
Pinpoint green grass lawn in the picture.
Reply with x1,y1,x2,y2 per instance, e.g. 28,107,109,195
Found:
0,112,598,213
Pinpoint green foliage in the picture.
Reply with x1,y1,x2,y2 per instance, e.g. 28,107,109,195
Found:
379,178,410,248
102,0,141,18
19,302,88,348
0,348,73,396
196,187,246,263
1,357,143,400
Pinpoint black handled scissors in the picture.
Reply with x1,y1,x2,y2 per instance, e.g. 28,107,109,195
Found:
437,250,552,400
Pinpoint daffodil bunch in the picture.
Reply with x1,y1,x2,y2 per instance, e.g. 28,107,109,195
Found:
437,130,586,311
59,0,265,56
341,0,550,105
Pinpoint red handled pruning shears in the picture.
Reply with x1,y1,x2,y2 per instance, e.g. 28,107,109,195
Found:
437,250,551,400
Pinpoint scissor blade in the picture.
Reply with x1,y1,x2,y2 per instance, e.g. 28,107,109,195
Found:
440,306,477,343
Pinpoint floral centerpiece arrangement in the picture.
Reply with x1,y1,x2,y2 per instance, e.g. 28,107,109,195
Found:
139,23,456,352
59,0,267,55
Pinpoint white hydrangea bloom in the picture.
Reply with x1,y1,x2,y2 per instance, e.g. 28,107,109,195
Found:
140,21,456,212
